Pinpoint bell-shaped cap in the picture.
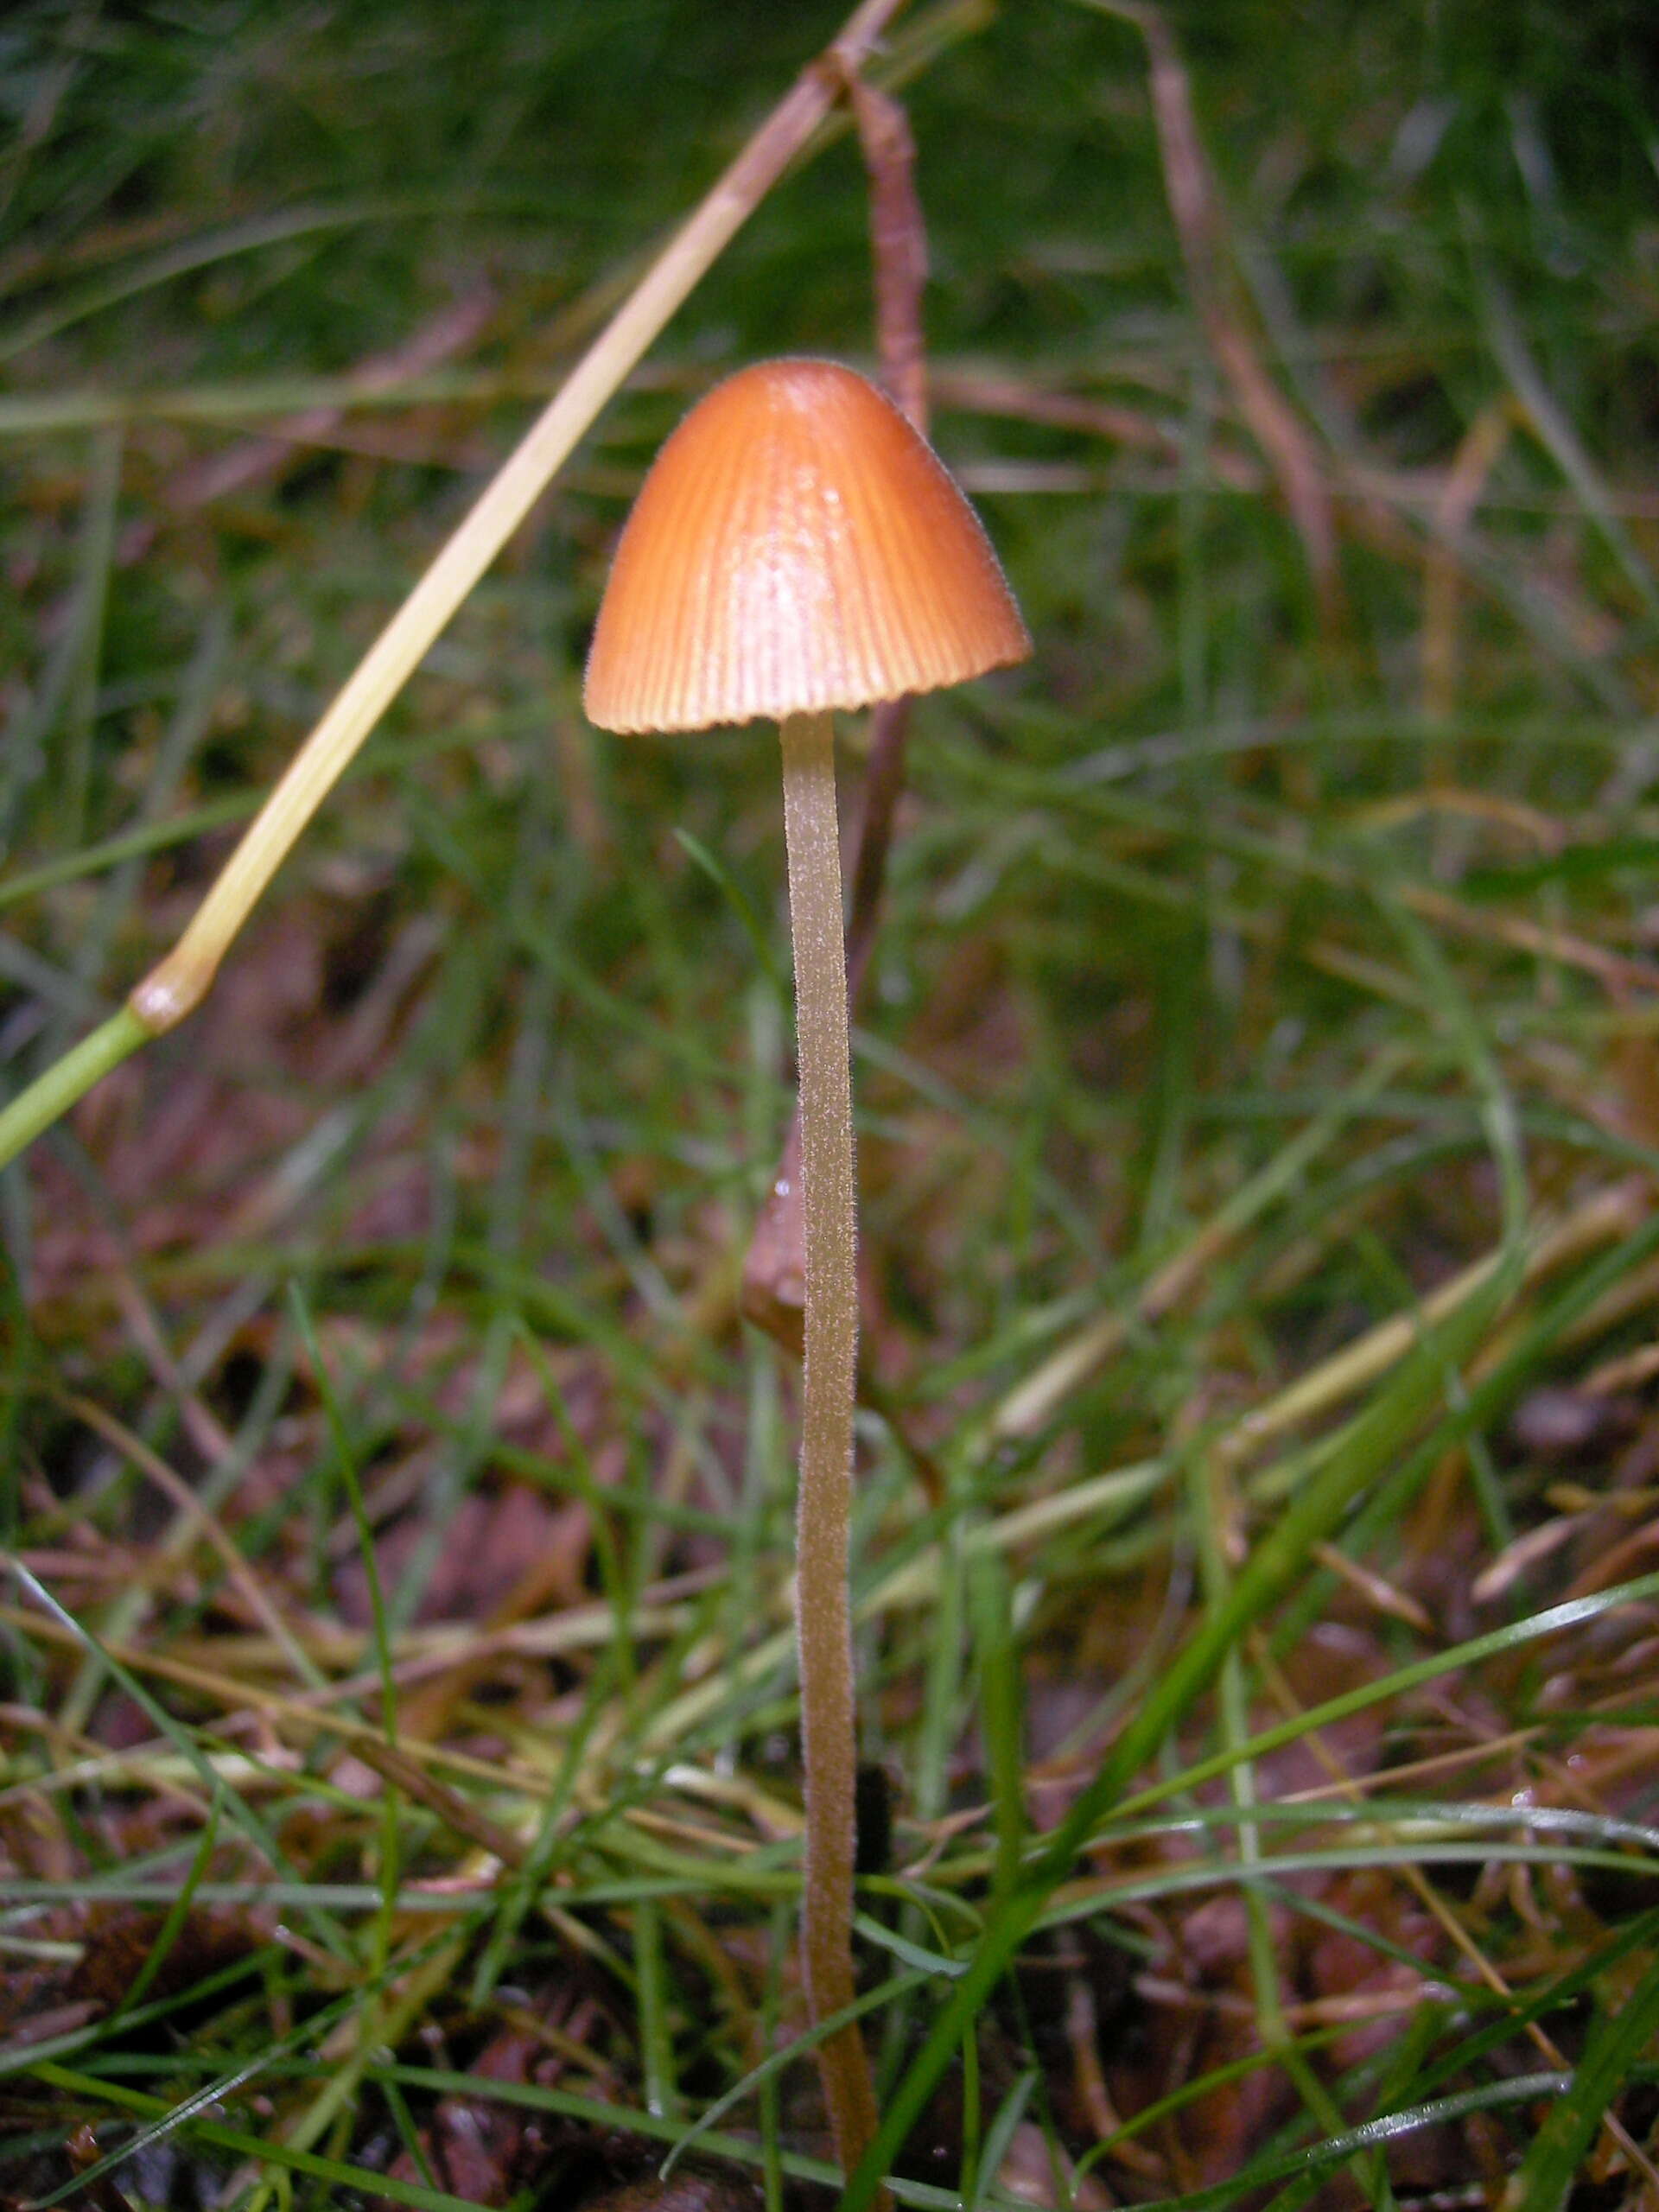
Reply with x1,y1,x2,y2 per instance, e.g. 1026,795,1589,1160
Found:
584,358,1030,733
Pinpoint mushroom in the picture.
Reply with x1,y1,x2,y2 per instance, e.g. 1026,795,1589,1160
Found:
584,357,1028,2184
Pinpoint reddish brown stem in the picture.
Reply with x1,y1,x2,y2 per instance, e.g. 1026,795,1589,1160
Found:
742,62,930,1349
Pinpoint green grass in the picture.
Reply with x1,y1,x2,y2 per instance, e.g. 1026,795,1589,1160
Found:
5,2,1659,2207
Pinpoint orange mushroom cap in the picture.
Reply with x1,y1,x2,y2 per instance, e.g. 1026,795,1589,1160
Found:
583,358,1030,734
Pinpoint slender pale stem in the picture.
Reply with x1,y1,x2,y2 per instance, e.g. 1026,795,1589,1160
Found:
130,0,909,1039
778,709,881,2197
0,1002,149,1168
0,0,912,1170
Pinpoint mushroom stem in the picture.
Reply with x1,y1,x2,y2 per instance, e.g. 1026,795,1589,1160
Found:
778,707,880,2188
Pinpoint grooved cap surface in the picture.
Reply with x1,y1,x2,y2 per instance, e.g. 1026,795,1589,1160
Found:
584,358,1030,732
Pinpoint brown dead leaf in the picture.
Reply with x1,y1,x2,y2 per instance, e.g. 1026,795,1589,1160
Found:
576,2176,764,2212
